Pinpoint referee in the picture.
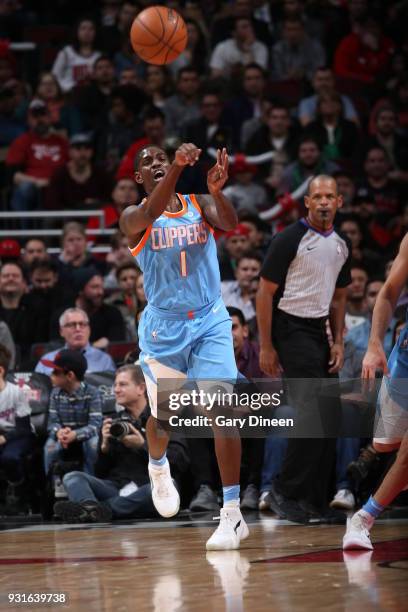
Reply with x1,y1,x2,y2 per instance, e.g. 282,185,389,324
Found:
256,175,351,521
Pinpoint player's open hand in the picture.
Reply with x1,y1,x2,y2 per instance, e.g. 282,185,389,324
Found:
207,148,229,194
175,143,201,167
362,342,389,386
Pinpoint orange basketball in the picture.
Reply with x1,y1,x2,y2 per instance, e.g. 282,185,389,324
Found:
130,5,187,65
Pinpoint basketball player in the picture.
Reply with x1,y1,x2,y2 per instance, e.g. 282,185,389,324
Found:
343,234,408,550
119,143,249,550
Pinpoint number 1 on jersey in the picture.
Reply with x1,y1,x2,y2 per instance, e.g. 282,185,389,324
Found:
180,250,187,277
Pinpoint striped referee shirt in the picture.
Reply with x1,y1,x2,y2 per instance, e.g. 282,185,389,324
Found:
47,382,103,442
261,218,351,318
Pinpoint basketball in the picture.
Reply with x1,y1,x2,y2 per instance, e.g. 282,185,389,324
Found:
130,6,187,65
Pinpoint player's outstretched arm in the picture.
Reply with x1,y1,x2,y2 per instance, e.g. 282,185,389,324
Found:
362,233,408,379
119,143,201,240
196,148,238,231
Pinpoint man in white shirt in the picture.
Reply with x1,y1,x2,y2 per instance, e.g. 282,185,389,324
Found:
210,17,268,79
0,343,33,510
35,307,115,375
221,252,262,325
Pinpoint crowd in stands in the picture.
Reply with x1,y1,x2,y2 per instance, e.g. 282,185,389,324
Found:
0,0,407,519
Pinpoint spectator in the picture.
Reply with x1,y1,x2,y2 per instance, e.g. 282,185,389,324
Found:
339,216,382,275
345,265,368,331
304,91,360,163
169,18,209,77
334,171,356,212
222,156,267,214
163,66,201,138
218,224,250,281
225,63,267,145
227,306,266,511
105,262,140,342
45,133,113,211
34,72,82,138
297,66,359,127
355,146,406,238
245,103,298,182
0,344,34,512
0,262,36,356
100,1,139,57
116,106,167,180
54,364,189,522
238,212,271,256
20,238,48,268
278,137,338,194
144,64,173,110
0,322,15,370
52,18,101,93
210,0,270,48
0,84,25,146
346,279,396,357
42,350,103,495
35,307,115,375
210,17,268,80
86,178,139,245
95,85,146,173
104,231,135,289
182,92,234,157
25,259,70,344
73,55,116,132
367,105,408,183
334,16,394,85
221,251,262,326
6,99,68,214
271,17,325,82
50,268,126,349
56,222,106,286
240,96,273,150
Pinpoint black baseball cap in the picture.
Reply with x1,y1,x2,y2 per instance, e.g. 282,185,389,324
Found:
41,349,87,381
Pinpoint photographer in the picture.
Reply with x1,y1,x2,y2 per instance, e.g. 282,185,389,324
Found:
54,365,189,522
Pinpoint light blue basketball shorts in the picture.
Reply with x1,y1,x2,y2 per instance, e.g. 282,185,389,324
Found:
138,296,238,417
375,323,408,444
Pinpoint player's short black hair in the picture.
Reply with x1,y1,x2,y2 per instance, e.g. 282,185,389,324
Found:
227,307,246,326
134,145,167,172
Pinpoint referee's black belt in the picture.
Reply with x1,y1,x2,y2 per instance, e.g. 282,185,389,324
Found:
276,309,328,329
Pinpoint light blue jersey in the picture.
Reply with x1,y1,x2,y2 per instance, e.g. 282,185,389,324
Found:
129,193,238,417
130,193,220,315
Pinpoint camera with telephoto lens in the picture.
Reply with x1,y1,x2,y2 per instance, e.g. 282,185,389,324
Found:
109,414,140,440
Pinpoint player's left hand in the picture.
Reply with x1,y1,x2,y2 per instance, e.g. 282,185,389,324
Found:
328,342,344,374
207,148,229,194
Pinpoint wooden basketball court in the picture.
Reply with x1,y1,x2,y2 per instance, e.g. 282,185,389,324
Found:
0,514,407,611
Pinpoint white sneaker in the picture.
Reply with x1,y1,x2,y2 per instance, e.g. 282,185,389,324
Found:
54,477,67,499
343,512,374,550
206,506,249,550
330,489,355,510
258,491,271,511
148,460,180,518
